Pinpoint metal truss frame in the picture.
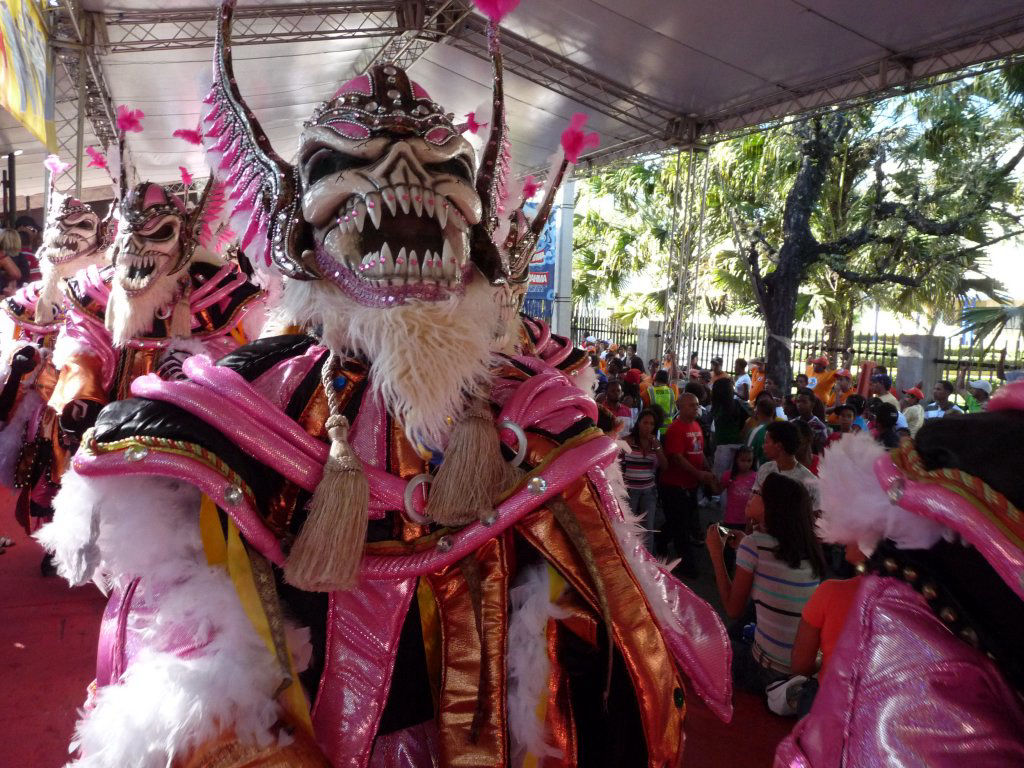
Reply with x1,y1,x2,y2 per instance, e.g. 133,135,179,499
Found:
98,2,399,52
49,0,119,196
46,1,1024,184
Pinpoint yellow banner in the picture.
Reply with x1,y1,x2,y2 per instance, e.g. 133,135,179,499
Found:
0,0,56,150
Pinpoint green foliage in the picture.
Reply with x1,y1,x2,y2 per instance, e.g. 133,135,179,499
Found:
960,304,1024,339
572,65,1024,341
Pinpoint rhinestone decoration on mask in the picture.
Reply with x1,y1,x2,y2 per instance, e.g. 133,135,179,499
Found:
113,183,188,297
301,65,482,308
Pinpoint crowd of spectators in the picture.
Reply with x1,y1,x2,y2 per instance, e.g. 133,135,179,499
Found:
587,338,1008,716
0,215,43,295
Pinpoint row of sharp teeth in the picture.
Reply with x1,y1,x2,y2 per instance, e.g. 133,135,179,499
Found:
346,241,463,285
123,256,156,288
336,184,467,235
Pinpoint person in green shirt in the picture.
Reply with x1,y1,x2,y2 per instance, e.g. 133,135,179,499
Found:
745,392,779,468
956,362,992,413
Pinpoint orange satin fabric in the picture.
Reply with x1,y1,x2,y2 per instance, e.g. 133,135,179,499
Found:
425,535,511,768
48,352,108,414
516,474,686,767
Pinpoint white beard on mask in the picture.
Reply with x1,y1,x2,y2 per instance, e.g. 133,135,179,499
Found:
106,272,190,348
278,272,499,450
34,246,105,325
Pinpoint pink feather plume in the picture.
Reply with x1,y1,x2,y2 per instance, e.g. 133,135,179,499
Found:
116,105,145,134
85,147,108,170
464,111,488,135
43,154,71,176
472,0,520,22
521,175,540,201
179,167,193,187
560,113,600,164
173,128,203,145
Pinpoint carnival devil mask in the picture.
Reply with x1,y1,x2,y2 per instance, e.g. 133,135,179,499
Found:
297,66,481,306
201,0,570,305
111,182,190,299
39,192,103,274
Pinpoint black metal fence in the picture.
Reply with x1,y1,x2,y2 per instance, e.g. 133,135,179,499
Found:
572,314,1024,394
571,311,638,349
686,323,899,374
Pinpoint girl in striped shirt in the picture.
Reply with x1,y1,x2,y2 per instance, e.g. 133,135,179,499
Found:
622,408,666,551
706,472,826,692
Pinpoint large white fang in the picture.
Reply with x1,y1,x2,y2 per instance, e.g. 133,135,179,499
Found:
436,200,448,229
367,194,382,229
440,240,456,280
381,243,394,276
409,249,422,280
354,202,366,233
383,191,398,217
396,185,411,215
393,246,405,277
410,186,423,217
424,191,435,219
442,238,456,280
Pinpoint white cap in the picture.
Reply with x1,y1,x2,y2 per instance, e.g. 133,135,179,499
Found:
968,379,992,395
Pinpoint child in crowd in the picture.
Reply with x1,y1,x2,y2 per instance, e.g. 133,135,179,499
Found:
901,386,925,436
789,544,866,714
706,473,826,693
720,445,756,531
719,446,756,572
827,403,856,444
873,402,902,448
844,393,869,432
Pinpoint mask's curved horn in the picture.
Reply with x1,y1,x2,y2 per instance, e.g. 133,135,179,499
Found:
475,21,509,242
172,176,214,275
201,0,313,279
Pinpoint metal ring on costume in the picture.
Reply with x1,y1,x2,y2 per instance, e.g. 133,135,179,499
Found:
499,419,527,467
404,473,433,524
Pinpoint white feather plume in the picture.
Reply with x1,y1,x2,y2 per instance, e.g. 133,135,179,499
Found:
816,430,950,555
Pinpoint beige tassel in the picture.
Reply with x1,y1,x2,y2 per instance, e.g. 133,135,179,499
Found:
168,291,192,338
285,357,369,591
426,395,517,527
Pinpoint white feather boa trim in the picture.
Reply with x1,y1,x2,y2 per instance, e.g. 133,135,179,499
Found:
816,430,950,555
507,563,570,766
36,473,283,767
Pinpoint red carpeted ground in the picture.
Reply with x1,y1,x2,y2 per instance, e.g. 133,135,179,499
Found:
1,519,106,768
1,499,791,766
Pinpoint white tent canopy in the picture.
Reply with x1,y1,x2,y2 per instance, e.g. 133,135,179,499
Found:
3,0,1024,206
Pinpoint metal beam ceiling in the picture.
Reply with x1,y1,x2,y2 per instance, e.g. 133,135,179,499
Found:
39,2,1024,187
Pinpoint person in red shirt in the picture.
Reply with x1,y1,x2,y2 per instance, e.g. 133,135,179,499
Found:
659,392,714,577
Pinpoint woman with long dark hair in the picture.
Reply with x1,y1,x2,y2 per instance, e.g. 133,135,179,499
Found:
706,472,826,692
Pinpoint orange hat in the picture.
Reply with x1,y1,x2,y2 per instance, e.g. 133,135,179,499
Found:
836,368,851,379
809,354,829,366
905,387,925,401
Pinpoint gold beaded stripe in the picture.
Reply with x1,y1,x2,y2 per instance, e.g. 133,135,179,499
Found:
81,433,257,509
892,441,1024,550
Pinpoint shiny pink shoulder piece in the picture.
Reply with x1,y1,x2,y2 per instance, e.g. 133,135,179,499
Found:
776,575,1024,767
